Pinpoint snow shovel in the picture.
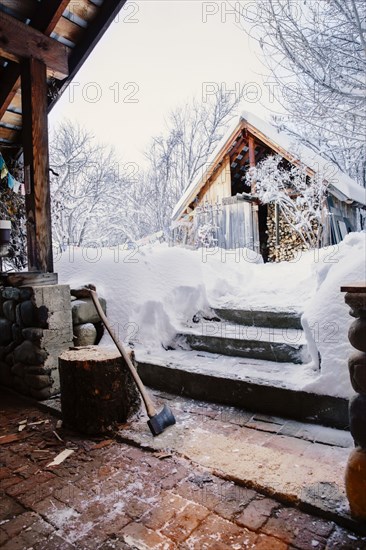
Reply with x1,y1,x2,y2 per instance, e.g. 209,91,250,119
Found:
86,285,176,436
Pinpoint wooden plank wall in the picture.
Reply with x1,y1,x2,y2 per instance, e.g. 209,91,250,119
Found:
192,198,255,250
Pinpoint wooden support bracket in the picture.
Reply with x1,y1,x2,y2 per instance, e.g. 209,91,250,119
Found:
0,11,69,79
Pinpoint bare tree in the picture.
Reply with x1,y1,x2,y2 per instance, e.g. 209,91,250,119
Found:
50,91,239,246
49,121,135,249
238,0,366,186
140,89,240,235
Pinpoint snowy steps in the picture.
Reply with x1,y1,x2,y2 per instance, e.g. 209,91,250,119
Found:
213,306,303,330
136,349,349,429
136,307,349,428
174,307,309,364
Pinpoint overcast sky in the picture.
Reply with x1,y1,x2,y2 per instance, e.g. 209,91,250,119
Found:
49,1,277,169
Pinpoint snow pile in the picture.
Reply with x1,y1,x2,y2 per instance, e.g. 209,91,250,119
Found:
301,232,366,398
57,232,366,398
201,245,314,310
57,244,210,350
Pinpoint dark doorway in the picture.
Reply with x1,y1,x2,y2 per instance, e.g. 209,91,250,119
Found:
258,204,269,262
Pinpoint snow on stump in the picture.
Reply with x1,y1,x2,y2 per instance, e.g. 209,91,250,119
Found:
341,283,366,521
58,346,141,435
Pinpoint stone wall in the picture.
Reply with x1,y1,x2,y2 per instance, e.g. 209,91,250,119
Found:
70,286,106,347
0,284,73,399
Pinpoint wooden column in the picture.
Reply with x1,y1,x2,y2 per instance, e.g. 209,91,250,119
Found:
21,58,53,273
248,136,256,167
341,283,366,521
248,135,260,253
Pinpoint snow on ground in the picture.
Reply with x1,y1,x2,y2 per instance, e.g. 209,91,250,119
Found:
57,232,366,399
301,232,366,398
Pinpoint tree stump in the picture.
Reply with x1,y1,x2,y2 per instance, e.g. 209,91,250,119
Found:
58,346,141,435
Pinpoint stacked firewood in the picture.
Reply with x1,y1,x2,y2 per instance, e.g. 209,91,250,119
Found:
266,204,309,262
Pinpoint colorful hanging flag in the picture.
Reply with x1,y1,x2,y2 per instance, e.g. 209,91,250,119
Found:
13,180,21,193
0,153,23,192
7,173,15,189
0,153,8,179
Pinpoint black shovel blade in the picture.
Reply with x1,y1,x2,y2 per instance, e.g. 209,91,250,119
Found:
147,404,176,436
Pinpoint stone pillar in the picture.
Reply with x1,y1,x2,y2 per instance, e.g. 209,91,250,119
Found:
341,283,366,521
0,283,73,399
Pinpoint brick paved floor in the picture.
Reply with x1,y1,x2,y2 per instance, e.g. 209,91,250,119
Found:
1,389,365,549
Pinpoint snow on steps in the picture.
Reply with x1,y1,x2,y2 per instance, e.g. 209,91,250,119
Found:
135,307,348,429
135,349,349,429
213,306,303,330
174,307,310,364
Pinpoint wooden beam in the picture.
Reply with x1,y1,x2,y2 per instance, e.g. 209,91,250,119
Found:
54,16,86,45
0,0,71,121
0,125,20,143
68,1,98,23
0,11,69,78
31,0,71,35
248,136,257,196
21,58,53,273
249,136,256,168
1,110,22,128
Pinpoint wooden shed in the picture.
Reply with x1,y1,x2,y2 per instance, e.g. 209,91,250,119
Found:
172,113,366,261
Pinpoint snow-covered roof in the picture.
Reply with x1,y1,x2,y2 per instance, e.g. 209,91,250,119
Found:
172,112,366,221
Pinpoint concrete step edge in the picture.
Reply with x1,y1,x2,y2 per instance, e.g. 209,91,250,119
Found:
136,359,349,430
175,333,309,364
213,307,304,330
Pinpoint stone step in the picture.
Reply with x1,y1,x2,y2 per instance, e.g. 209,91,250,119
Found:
213,307,303,330
135,349,348,429
175,322,309,364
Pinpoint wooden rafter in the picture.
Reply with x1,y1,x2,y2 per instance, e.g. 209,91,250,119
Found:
0,11,69,78
0,0,71,121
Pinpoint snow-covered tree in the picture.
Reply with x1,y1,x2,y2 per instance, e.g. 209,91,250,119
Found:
196,222,218,248
238,0,366,186
141,89,240,236
247,155,327,248
50,91,239,246
49,121,136,249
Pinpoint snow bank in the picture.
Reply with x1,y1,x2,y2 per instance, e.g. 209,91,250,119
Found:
57,232,366,398
301,232,366,398
56,244,210,351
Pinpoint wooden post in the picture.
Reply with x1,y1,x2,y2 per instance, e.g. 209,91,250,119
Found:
341,283,366,521
21,58,53,272
248,136,260,253
249,136,256,168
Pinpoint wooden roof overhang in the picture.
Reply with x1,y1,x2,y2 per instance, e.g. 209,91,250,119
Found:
0,0,127,273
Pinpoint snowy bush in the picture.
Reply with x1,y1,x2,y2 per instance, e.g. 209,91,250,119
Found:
196,222,218,248
247,155,327,249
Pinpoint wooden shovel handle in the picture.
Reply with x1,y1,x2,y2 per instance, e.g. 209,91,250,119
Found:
88,288,157,418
